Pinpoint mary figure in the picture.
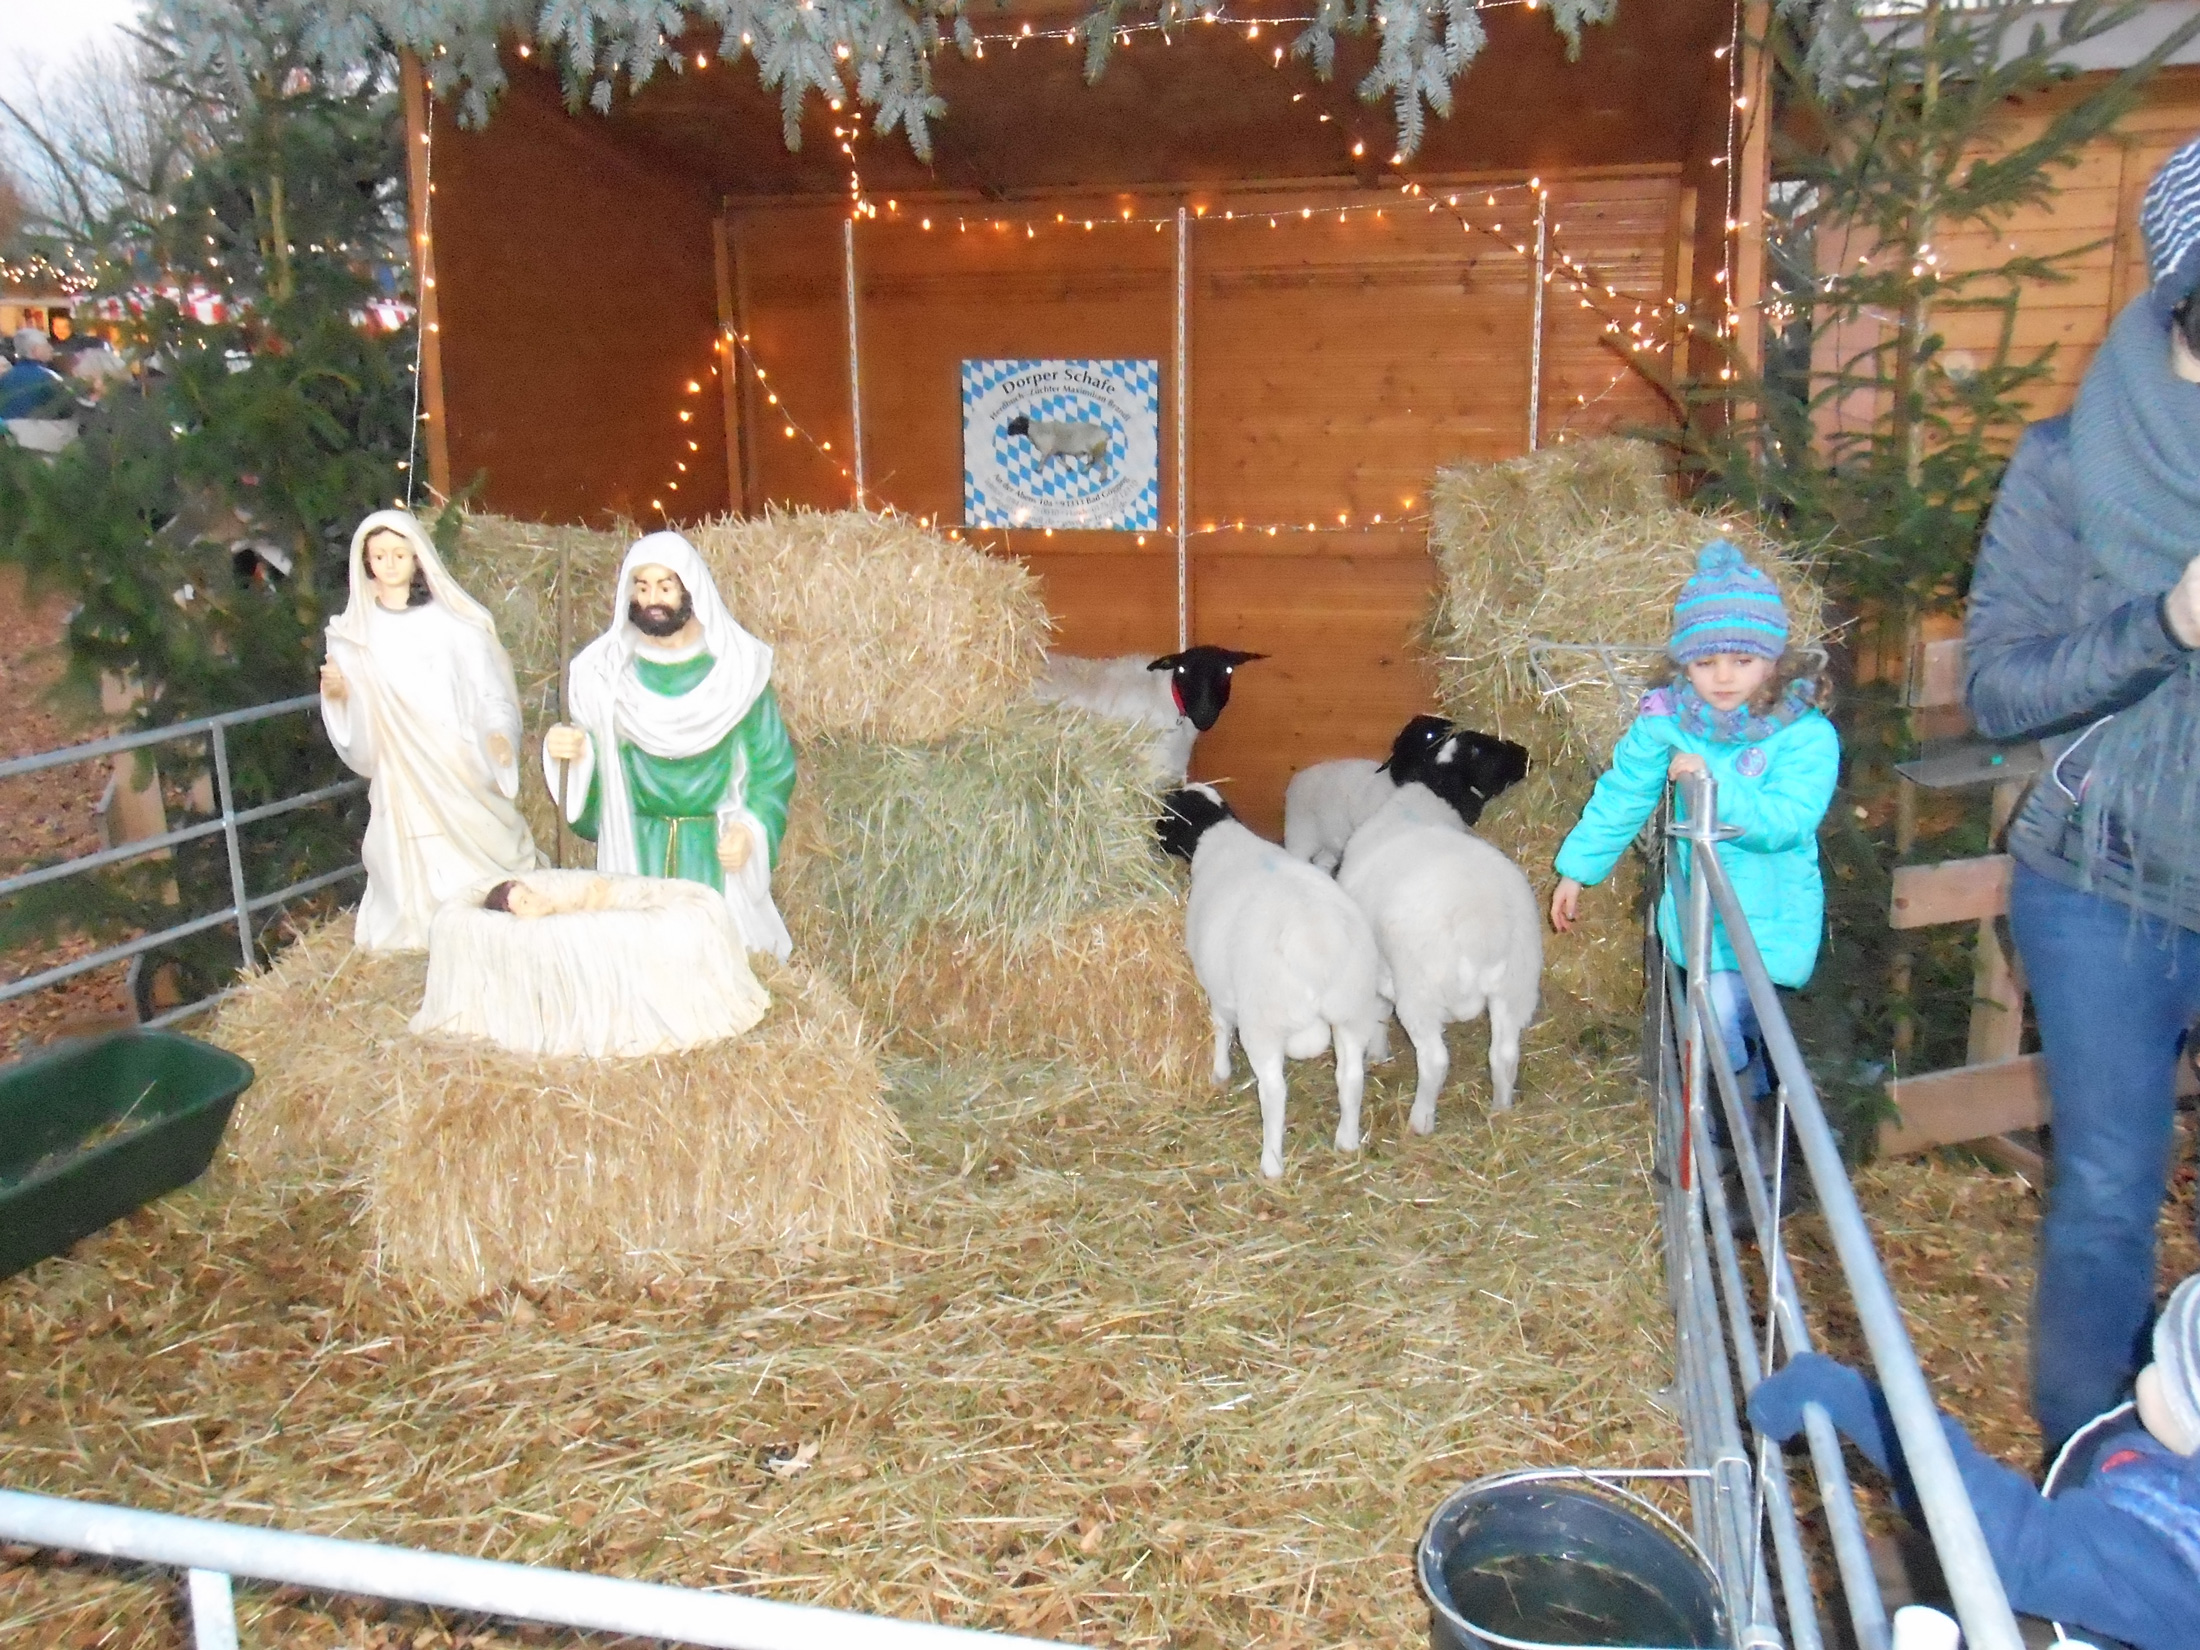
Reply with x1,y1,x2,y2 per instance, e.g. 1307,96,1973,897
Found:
320,509,540,951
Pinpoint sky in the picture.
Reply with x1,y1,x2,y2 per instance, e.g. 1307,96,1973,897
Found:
0,0,147,104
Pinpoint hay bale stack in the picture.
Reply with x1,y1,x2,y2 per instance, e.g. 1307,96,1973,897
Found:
446,510,1197,1084
210,921,899,1297
373,958,895,1300
1424,440,1828,1018
776,707,1206,1082
447,508,1050,746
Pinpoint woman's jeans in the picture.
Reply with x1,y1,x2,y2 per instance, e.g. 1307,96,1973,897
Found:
2008,861,2200,1447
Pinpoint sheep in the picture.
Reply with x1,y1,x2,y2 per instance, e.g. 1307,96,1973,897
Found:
1282,714,1457,872
1159,783,1388,1180
1032,646,1266,784
1004,413,1110,469
1336,722,1541,1132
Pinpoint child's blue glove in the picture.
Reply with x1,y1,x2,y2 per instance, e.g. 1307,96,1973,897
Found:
1748,1352,1898,1476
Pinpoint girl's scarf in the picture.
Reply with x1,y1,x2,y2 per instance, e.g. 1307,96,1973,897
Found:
1672,677,1817,746
2066,293,2200,902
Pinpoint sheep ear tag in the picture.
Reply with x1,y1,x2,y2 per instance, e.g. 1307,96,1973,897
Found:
1169,676,1187,717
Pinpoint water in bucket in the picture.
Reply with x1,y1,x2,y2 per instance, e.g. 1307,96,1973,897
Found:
1441,1548,1711,1647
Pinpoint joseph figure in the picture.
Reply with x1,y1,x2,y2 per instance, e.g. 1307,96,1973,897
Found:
543,532,797,958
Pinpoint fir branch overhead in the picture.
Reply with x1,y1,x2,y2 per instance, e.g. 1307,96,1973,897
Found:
260,0,1625,162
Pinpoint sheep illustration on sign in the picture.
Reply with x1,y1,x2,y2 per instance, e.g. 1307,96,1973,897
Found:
962,357,1161,530
1004,413,1110,470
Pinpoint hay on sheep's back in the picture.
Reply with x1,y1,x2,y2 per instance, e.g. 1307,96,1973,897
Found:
208,921,899,1299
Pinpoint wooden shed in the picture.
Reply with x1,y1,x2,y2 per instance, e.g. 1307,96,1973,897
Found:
407,1,1757,831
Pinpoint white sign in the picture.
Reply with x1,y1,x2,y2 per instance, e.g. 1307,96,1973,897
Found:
961,358,1161,531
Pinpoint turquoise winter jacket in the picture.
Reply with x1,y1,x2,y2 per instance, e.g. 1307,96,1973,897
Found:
1553,691,1841,988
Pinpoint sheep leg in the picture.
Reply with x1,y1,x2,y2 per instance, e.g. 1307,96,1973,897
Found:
1209,1013,1236,1086
1403,1008,1450,1136
1244,1034,1289,1180
1367,1016,1393,1065
1332,1024,1368,1153
1487,1000,1523,1114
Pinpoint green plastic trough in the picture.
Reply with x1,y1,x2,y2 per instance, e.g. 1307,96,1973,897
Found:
0,1030,254,1280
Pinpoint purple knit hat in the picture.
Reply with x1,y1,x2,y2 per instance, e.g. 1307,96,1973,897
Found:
1669,539,1789,665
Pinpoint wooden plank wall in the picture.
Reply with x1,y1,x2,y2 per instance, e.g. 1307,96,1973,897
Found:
725,170,1683,833
432,74,732,526
1817,66,2200,437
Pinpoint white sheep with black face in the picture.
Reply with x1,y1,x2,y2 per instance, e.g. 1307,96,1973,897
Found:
1033,645,1266,784
1003,413,1110,469
1285,716,1529,873
1336,722,1540,1129
1158,783,1388,1180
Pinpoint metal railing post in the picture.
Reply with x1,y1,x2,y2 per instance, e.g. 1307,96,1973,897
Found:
210,722,255,974
188,1567,240,1650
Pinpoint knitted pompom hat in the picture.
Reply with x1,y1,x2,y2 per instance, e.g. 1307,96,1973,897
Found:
1669,538,1789,664
2155,1272,2200,1450
2141,134,2200,306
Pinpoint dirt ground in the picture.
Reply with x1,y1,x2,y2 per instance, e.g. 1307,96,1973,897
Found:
0,567,131,1054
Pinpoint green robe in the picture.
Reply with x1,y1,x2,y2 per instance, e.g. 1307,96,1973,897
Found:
571,655,797,892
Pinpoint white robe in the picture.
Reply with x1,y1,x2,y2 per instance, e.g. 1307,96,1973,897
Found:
324,600,539,951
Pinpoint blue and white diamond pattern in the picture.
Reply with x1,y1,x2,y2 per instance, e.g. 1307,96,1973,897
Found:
962,358,1161,531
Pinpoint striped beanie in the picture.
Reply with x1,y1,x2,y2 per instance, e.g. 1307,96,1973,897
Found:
2157,1272,2200,1450
1669,539,1788,664
2142,134,2200,304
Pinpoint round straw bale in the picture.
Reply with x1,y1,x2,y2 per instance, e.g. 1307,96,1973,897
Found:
371,957,898,1301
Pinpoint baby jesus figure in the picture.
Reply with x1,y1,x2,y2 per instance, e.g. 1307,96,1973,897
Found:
411,869,770,1057
481,876,618,918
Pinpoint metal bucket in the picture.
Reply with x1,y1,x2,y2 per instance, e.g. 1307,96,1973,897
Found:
1417,1471,1728,1650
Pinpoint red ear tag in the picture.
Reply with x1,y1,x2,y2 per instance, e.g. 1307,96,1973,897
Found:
1170,677,1186,717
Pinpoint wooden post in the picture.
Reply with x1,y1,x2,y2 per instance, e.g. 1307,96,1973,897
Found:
1964,779,2027,1065
1732,0,1773,379
399,51,451,503
712,214,747,515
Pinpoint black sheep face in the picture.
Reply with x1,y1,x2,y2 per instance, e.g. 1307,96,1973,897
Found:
1156,783,1233,861
1378,714,1457,783
1147,646,1267,732
1410,730,1532,826
1004,413,1031,439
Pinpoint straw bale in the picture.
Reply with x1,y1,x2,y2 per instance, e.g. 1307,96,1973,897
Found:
446,507,1049,749
1,1018,1676,1650
775,703,1172,962
1427,438,1829,771
212,919,419,1178
373,958,897,1301
823,899,1210,1089
208,919,899,1298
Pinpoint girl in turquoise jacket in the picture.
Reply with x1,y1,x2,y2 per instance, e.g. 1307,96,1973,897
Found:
1550,540,1840,1097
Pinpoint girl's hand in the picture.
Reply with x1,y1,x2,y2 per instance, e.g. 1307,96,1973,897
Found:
1668,753,1708,780
1550,878,1583,933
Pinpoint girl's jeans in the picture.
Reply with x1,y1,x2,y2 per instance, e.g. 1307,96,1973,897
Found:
2009,861,2200,1448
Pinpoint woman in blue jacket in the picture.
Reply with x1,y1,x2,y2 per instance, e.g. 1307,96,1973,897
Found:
1551,539,1840,1105
1963,135,2200,1459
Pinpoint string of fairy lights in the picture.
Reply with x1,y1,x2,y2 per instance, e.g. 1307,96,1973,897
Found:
409,2,1756,535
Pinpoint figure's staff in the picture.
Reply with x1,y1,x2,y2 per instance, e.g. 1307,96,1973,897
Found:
553,537,569,869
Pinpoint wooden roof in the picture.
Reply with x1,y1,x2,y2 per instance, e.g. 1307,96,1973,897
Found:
565,0,1736,198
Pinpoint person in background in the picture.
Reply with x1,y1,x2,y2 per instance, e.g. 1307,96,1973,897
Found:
1963,134,2200,1461
1750,1271,2200,1650
0,327,72,421
1551,539,1840,1139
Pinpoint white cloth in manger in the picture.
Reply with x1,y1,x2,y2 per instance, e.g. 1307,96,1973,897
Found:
409,870,771,1058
